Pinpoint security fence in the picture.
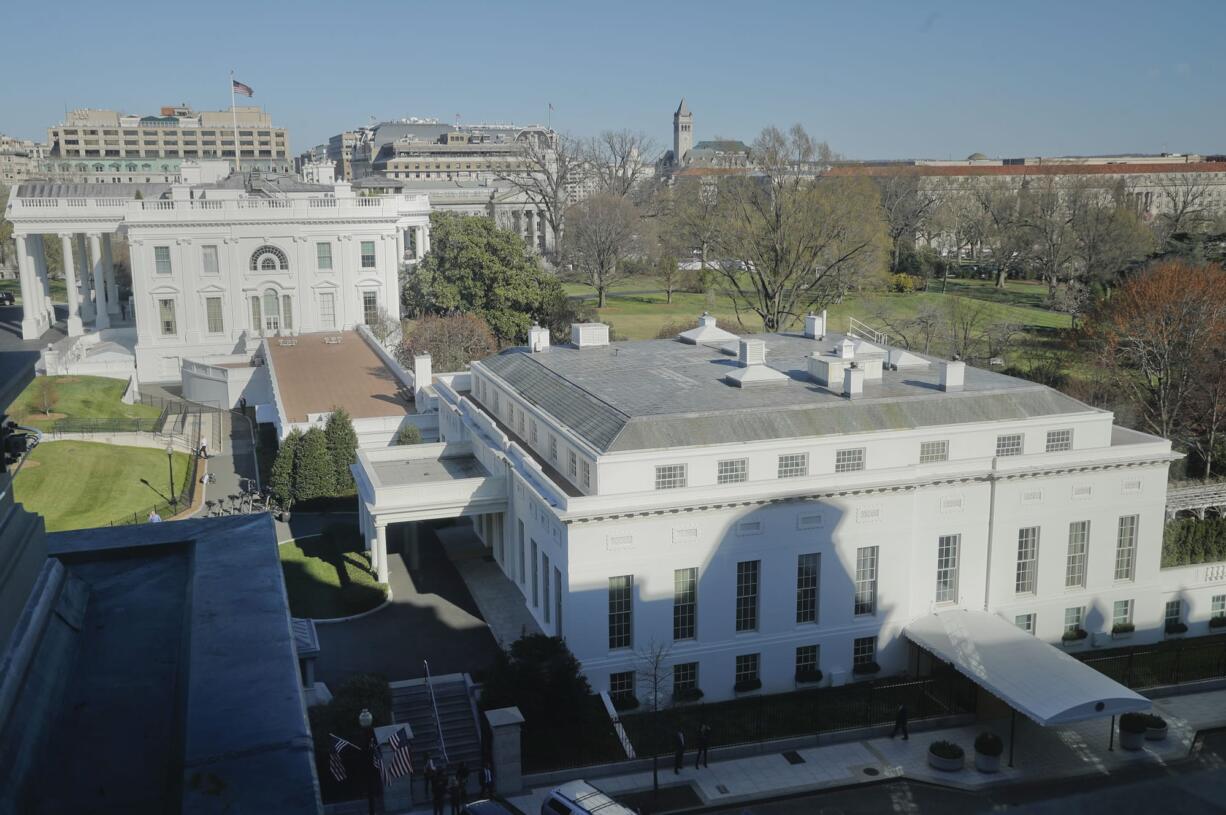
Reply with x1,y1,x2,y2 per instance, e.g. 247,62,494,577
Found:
1077,634,1226,690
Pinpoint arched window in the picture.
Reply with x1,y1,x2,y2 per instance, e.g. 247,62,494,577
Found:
249,245,289,271
252,288,282,333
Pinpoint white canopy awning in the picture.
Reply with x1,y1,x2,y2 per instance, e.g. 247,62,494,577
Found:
905,609,1150,726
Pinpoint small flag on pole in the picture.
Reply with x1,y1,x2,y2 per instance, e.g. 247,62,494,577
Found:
383,727,413,783
548,102,554,111
232,79,254,97
329,733,356,782
371,732,385,784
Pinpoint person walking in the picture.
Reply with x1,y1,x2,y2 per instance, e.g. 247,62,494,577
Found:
478,762,494,798
694,722,711,769
430,770,447,815
447,773,462,815
147,509,162,523
198,436,209,459
673,728,686,774
890,702,909,740
421,751,437,801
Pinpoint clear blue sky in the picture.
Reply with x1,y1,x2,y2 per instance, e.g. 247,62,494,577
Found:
3,0,1224,160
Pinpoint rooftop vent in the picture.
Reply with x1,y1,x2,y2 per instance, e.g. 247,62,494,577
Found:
678,311,739,345
804,310,827,339
843,366,864,399
940,360,965,392
571,322,609,349
528,323,550,353
724,338,788,388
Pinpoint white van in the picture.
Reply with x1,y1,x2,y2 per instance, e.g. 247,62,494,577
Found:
539,780,636,815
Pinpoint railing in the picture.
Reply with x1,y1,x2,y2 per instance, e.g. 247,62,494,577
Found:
846,316,890,346
49,416,163,434
423,660,449,764
10,193,430,218
1078,634,1226,690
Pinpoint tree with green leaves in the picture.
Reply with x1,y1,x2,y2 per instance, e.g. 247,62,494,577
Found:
324,408,359,492
269,428,301,506
403,212,569,344
293,427,335,503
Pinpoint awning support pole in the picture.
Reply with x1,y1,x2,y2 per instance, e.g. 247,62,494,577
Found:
1008,709,1016,768
1108,715,1115,752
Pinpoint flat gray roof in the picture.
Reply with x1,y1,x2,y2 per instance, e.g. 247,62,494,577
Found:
372,454,489,487
478,331,1101,453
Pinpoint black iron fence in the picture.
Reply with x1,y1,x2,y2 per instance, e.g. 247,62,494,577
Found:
107,448,201,526
48,416,165,435
1077,634,1226,690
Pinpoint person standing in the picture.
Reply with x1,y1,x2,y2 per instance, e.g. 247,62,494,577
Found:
447,773,462,815
198,436,209,459
455,761,470,803
673,728,686,774
147,509,162,523
694,723,711,769
479,762,494,798
421,751,437,801
430,770,447,815
891,702,909,740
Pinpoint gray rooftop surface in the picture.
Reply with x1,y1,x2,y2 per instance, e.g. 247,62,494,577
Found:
372,454,490,486
478,331,1101,453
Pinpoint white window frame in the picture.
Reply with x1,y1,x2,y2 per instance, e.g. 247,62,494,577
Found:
204,295,224,334
1066,521,1089,589
673,567,697,641
1015,613,1035,633
654,464,687,490
735,653,760,685
1114,515,1138,582
1063,606,1084,634
1211,594,1226,619
796,553,820,624
608,575,633,650
996,433,1024,457
1046,428,1073,453
935,534,960,604
201,244,219,275
717,458,748,484
735,560,760,632
920,440,949,464
360,239,376,268
1113,599,1133,627
1015,527,1039,594
158,297,177,336
854,546,878,616
581,459,592,491
316,241,333,270
319,291,336,329
777,452,809,479
1164,599,1181,626
852,636,876,666
835,447,866,473
568,450,578,480
154,245,172,275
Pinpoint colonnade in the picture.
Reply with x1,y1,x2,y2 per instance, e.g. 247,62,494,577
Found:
15,231,121,340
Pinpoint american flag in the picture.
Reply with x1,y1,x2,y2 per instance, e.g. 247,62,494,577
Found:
329,733,356,782
232,79,254,97
382,727,413,783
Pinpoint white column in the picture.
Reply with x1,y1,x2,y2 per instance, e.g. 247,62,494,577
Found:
17,235,41,340
102,234,120,315
76,234,95,322
420,224,430,256
88,234,110,330
59,234,83,336
31,237,53,325
375,524,389,584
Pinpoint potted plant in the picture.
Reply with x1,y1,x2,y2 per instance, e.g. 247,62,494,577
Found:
1119,712,1148,750
973,732,1003,773
673,687,704,704
733,678,762,694
852,661,881,677
1112,622,1135,638
1144,713,1168,741
1210,616,1226,629
795,668,823,685
1165,620,1188,636
1061,628,1088,645
927,739,965,771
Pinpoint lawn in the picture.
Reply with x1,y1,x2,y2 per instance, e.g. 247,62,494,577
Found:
10,375,162,427
0,277,67,305
279,526,388,619
13,440,192,531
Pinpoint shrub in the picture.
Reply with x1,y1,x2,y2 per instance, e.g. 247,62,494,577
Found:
480,635,592,728
293,427,336,502
268,428,302,507
852,661,881,676
1162,517,1226,567
1112,622,1136,635
974,732,1003,757
324,408,359,492
888,273,918,293
1145,714,1166,729
929,740,964,760
1119,712,1149,734
733,678,762,693
673,687,704,703
611,693,640,712
1210,616,1226,629
1061,628,1088,642
396,424,423,445
1165,620,1188,635
795,668,823,684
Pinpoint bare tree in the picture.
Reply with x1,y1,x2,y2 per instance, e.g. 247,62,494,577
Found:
876,172,938,271
1019,176,1077,297
666,178,722,293
971,178,1027,288
1067,177,1154,292
1155,172,1214,242
397,313,497,373
496,131,587,258
635,639,674,793
36,377,58,416
562,192,641,307
586,130,659,199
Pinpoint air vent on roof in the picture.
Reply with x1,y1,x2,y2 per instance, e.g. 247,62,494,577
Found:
571,322,609,348
528,323,550,353
723,339,788,388
804,310,827,339
940,360,965,392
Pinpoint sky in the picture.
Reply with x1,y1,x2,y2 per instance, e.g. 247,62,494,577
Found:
3,0,1224,161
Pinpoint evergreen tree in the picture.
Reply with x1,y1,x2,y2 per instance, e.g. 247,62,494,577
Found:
293,427,336,503
324,407,359,492
269,428,302,506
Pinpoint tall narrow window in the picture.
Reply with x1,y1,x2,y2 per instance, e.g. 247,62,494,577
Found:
360,240,376,268
201,244,219,275
282,295,293,331
1066,521,1089,589
854,546,878,615
154,245,172,274
158,298,176,335
530,539,539,607
673,662,698,694
655,464,687,490
262,289,281,332
362,291,378,325
935,534,960,604
316,242,333,270
1164,599,1181,627
1114,515,1138,581
796,553,820,624
516,519,525,583
795,645,819,676
673,567,697,640
608,575,633,650
735,560,760,632
996,433,1024,457
568,450,578,480
581,460,591,490
250,296,261,333
205,296,223,334
549,435,558,462
319,292,336,329
1015,527,1039,594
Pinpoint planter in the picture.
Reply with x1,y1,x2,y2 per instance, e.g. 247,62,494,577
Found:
733,678,762,694
974,752,1001,773
1210,616,1226,630
1120,729,1145,750
852,661,881,677
1145,723,1168,741
1119,713,1148,751
794,670,823,686
973,732,1003,773
928,751,964,772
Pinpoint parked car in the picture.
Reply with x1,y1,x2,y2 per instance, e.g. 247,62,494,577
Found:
461,800,517,815
0,291,14,306
540,781,636,815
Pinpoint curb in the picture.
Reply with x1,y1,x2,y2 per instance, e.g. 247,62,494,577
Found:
309,592,394,624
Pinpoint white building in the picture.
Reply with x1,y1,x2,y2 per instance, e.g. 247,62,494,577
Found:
353,315,1225,704
5,161,430,386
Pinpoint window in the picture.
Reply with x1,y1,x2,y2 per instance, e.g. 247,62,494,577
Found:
530,420,538,445
319,292,336,329
1114,516,1138,581
673,568,697,640
154,245,172,274
362,291,378,325
1113,599,1133,627
920,440,949,464
735,653,759,685
996,434,1024,457
282,295,294,331
1015,613,1035,633
568,450,578,480
316,242,333,270
852,636,876,666
655,464,687,490
539,551,552,618
717,458,748,484
608,576,633,649
796,644,819,675
249,245,287,271
158,298,176,335
1066,521,1089,589
1046,428,1073,453
1064,606,1085,634
361,240,376,268
1164,599,1181,626
549,435,558,462
777,453,808,479
835,447,866,473
609,670,635,701
531,540,539,607
735,560,760,632
854,546,878,615
205,296,223,334
1015,527,1039,594
935,534,960,604
673,662,698,694
201,244,219,275
517,519,525,583
581,460,591,490
796,553,820,624
1211,595,1226,619
260,289,281,332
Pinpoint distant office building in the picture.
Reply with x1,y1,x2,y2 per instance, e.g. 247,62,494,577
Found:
0,135,46,186
40,104,292,184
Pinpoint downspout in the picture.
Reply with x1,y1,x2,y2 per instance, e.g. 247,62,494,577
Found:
983,469,997,611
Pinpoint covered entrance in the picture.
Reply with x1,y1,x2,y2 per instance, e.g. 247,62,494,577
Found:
905,609,1151,766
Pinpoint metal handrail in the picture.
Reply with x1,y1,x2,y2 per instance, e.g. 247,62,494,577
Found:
423,659,449,764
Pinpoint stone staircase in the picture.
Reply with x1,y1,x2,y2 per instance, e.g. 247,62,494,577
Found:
391,674,483,770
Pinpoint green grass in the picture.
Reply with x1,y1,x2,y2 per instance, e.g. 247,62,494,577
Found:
13,440,192,531
279,529,388,619
10,375,162,427
0,277,67,305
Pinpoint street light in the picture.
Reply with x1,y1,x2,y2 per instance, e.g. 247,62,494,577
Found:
358,708,376,815
165,445,177,511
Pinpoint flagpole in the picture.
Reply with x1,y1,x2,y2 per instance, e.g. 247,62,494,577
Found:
230,70,241,172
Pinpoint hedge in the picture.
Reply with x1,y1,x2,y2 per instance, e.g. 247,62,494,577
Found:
1161,517,1226,568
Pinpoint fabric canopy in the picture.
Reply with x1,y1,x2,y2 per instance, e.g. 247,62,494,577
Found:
905,609,1150,726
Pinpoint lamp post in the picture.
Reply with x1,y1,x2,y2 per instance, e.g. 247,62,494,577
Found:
165,444,177,511
359,708,376,815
